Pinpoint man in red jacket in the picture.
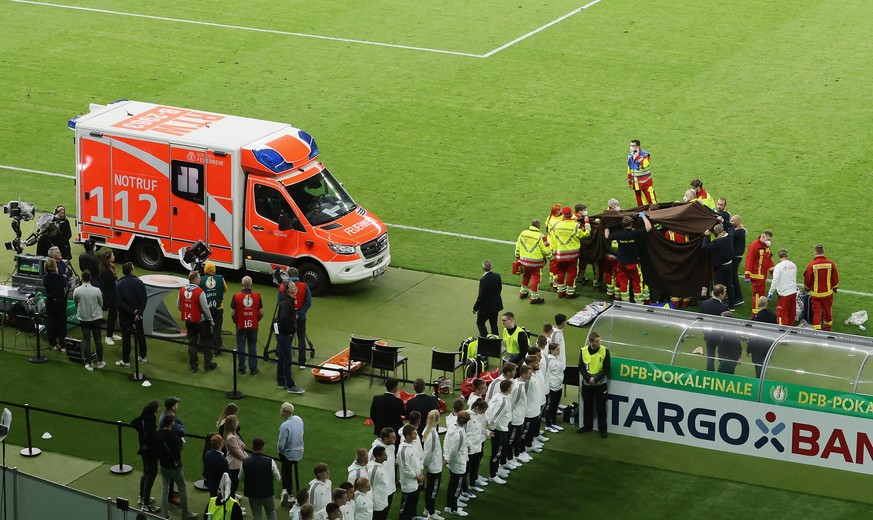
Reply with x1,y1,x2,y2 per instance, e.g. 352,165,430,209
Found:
803,244,839,331
744,230,774,317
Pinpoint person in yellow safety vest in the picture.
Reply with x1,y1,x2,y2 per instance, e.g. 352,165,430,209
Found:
689,179,716,210
545,204,563,289
552,207,591,299
577,331,611,439
515,219,552,305
501,312,529,366
205,473,244,519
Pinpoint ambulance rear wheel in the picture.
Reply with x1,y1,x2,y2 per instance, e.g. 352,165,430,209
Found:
298,262,328,297
133,239,165,271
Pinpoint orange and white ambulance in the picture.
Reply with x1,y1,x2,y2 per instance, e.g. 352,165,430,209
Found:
68,100,390,295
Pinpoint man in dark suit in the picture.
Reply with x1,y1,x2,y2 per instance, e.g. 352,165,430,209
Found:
700,284,731,372
747,296,777,378
405,378,440,436
473,259,503,337
369,378,405,437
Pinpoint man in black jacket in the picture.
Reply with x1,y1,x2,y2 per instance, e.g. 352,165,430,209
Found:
277,281,304,394
117,262,149,364
748,296,777,378
405,379,440,437
131,399,159,513
700,284,732,372
703,223,739,310
370,378,405,438
154,414,198,519
473,260,503,337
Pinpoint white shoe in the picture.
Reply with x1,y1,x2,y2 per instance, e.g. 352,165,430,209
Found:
553,424,565,431
536,435,550,442
96,361,106,369
546,426,560,434
531,440,543,449
138,356,148,364
471,486,484,493
115,360,130,368
490,476,506,484
518,453,533,462
105,337,115,346
444,507,468,517
475,477,489,487
457,495,469,503
429,512,446,520
280,490,290,508
497,469,510,478
84,364,94,371
530,445,543,453
504,460,521,469
462,491,476,499
112,334,122,340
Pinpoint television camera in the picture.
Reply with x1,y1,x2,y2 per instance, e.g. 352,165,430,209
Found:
3,201,38,254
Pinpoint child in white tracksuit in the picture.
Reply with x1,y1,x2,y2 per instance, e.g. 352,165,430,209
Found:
508,365,531,465
545,342,566,431
308,463,332,519
486,379,513,482
421,410,444,519
444,412,470,515
466,399,489,491
397,425,425,520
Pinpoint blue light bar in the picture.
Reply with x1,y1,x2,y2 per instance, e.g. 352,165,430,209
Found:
298,130,319,160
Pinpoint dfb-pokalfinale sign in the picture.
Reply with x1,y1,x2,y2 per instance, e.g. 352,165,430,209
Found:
607,357,873,474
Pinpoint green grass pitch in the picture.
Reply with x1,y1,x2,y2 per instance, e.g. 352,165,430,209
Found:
1,0,873,517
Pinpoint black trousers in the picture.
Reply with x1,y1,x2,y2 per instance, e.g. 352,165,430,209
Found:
522,416,539,448
546,389,562,427
399,488,421,520
476,311,498,337
581,384,608,433
446,471,464,511
424,472,441,514
467,450,484,484
713,263,737,306
279,455,299,494
121,317,147,362
489,430,509,477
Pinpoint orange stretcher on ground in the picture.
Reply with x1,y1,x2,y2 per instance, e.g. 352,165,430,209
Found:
311,348,363,382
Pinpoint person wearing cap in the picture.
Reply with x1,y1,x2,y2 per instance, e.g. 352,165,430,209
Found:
551,206,591,298
154,412,198,519
514,219,551,304
179,271,217,373
545,204,563,289
200,261,228,358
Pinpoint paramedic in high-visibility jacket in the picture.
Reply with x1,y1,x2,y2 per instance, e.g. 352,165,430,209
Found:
545,204,563,289
552,207,591,299
178,271,217,373
803,244,839,331
200,261,228,357
627,140,657,206
744,230,775,317
515,219,552,304
231,276,263,375
578,331,610,438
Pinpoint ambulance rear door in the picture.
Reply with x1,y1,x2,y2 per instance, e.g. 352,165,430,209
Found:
169,146,209,255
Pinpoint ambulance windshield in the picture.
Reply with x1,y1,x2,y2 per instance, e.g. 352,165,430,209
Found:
285,169,357,226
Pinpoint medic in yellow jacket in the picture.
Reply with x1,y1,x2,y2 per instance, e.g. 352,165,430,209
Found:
552,207,591,298
546,204,563,288
515,219,552,304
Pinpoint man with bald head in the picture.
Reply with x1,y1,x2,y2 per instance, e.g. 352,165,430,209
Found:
231,276,264,375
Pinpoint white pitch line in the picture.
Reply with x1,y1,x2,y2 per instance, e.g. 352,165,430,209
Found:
385,223,514,245
10,0,485,58
0,165,74,179
4,163,870,298
482,0,604,58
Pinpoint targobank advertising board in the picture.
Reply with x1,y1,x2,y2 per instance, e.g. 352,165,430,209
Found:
607,358,873,474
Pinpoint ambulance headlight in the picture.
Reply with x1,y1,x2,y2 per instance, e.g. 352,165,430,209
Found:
328,243,356,255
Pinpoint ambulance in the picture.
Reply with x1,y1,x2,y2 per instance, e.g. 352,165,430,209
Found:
68,100,390,295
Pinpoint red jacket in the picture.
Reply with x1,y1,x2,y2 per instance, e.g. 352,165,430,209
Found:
744,238,774,280
804,256,839,297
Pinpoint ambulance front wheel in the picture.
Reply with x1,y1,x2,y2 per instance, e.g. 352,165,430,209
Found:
298,261,328,297
133,239,165,271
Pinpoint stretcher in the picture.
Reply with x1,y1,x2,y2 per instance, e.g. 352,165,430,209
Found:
310,348,363,383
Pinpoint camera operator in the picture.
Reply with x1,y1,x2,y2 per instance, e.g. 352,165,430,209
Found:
52,205,73,260
36,223,58,257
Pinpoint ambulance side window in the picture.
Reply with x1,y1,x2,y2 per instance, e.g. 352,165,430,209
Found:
171,161,204,204
254,184,299,229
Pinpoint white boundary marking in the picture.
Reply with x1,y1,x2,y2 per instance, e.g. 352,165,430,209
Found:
10,0,602,58
482,0,604,58
3,162,871,298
